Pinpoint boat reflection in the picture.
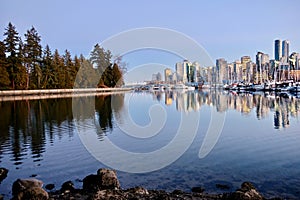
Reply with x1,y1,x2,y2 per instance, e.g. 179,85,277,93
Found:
148,90,300,129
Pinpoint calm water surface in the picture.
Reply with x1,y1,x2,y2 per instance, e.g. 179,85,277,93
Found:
0,90,300,199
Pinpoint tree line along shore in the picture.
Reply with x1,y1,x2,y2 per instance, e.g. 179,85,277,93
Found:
0,22,125,91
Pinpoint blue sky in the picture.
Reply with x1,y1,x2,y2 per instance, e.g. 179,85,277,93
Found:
1,0,300,83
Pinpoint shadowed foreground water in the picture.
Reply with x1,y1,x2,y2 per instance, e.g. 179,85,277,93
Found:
0,90,300,199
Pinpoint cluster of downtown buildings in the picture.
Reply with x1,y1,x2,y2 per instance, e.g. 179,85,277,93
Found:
152,39,300,85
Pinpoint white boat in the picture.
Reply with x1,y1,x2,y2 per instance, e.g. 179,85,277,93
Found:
187,86,195,91
172,84,188,90
252,84,264,91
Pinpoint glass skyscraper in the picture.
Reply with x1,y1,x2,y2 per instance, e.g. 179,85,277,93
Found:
274,39,282,61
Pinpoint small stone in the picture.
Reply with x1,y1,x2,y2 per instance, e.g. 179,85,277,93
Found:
127,186,149,195
61,180,75,192
30,174,37,178
172,189,184,195
191,186,205,193
0,168,8,183
45,183,55,190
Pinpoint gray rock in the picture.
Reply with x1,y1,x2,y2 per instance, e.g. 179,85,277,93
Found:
0,168,8,183
12,178,48,200
227,182,263,200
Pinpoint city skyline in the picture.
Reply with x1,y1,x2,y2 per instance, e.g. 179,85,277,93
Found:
1,1,299,60
2,1,300,83
149,38,300,85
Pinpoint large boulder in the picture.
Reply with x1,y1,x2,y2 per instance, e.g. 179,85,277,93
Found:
83,168,120,192
0,168,8,183
97,168,120,189
12,178,48,200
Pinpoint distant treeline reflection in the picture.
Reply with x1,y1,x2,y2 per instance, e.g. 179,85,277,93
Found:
0,94,124,165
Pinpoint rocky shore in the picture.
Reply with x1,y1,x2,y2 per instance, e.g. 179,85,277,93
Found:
0,167,283,200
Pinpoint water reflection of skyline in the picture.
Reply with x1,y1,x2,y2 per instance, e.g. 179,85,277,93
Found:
150,90,300,129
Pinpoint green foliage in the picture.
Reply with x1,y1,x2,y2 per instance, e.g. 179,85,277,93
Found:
3,22,21,89
0,41,10,89
3,22,19,57
24,26,42,89
74,57,99,88
0,22,125,90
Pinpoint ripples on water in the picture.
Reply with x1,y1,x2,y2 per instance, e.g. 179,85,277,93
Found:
0,90,299,199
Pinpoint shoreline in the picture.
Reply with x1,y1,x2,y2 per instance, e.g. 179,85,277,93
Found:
0,168,283,200
0,88,132,102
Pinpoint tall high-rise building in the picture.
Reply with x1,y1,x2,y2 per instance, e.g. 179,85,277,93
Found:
274,39,282,61
241,56,251,82
282,40,290,63
164,68,172,83
216,58,227,83
256,52,269,83
175,62,183,82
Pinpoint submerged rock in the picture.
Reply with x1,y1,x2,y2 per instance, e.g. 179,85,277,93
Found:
0,167,8,183
45,183,55,191
12,178,48,200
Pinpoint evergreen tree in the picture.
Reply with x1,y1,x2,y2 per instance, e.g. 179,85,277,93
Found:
99,64,113,87
111,63,123,87
0,41,10,89
41,45,53,88
14,39,27,89
3,22,19,57
24,26,42,89
52,49,65,88
63,49,76,88
3,22,20,89
90,44,112,75
75,56,98,88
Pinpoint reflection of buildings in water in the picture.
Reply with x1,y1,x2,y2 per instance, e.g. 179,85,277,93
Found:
152,91,163,102
274,99,290,129
150,90,299,129
165,92,173,106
